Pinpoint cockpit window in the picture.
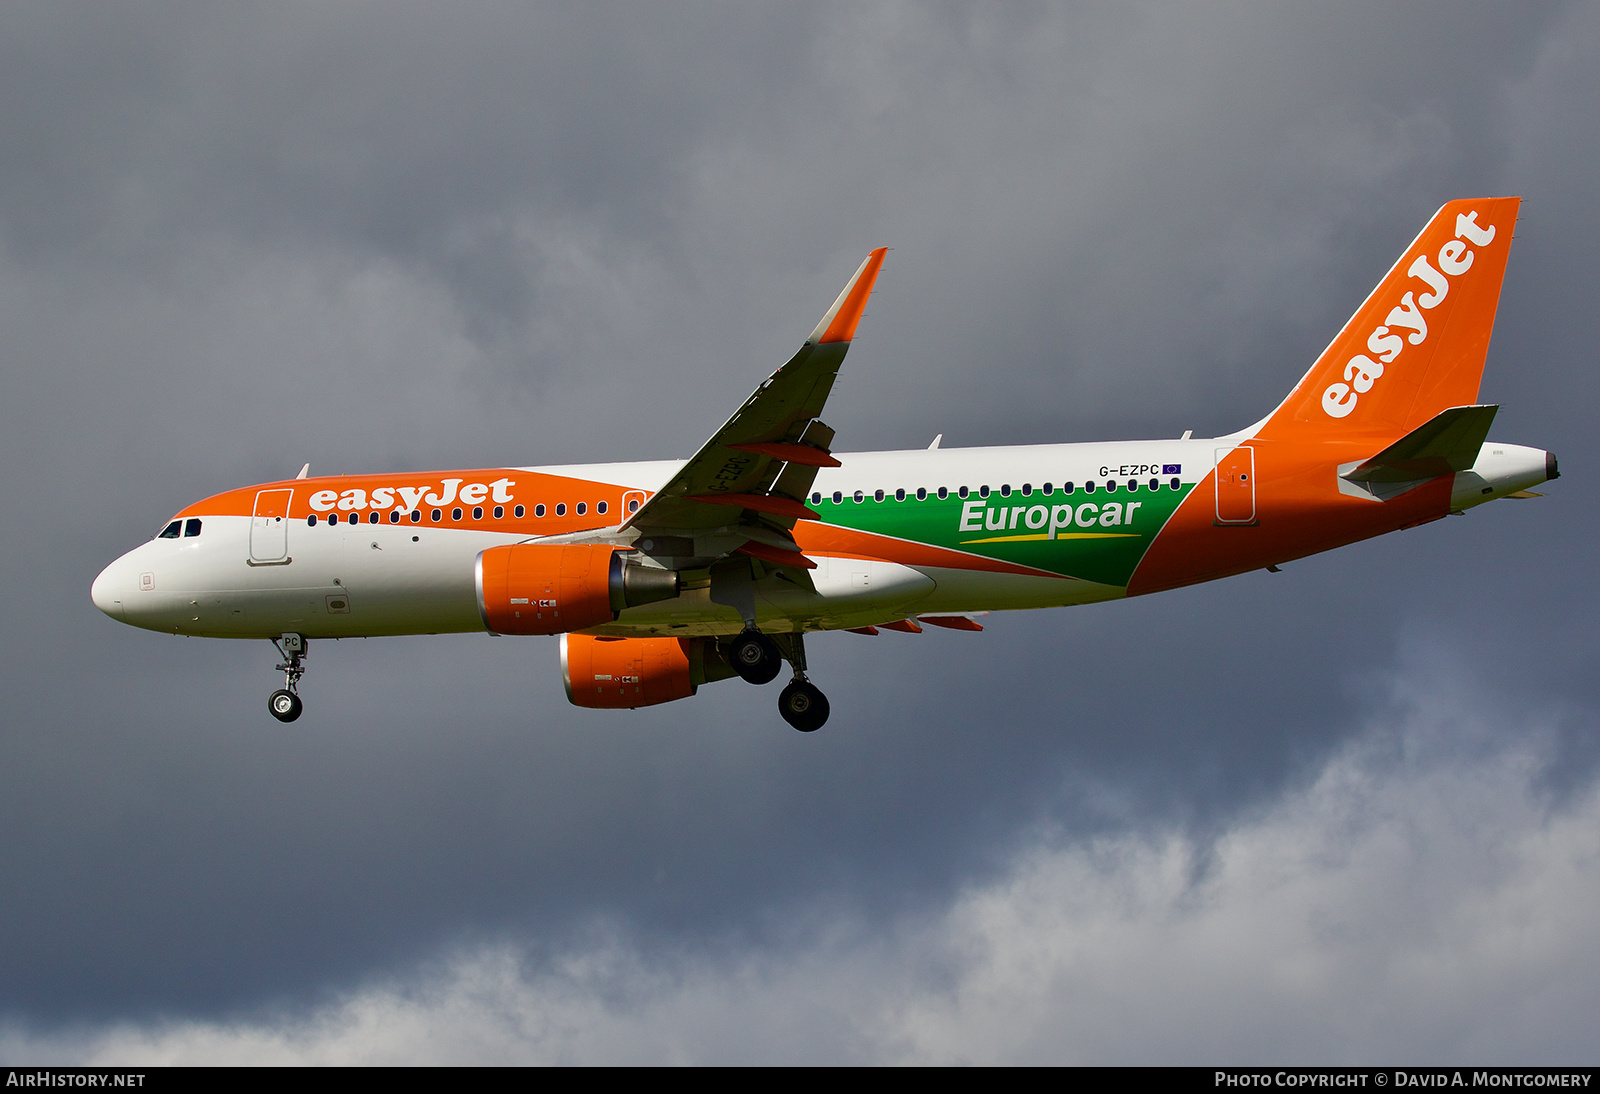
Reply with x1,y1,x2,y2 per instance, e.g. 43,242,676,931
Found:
184,519,203,538
158,521,181,539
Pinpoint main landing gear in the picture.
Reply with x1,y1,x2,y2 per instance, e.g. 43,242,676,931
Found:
727,628,830,732
268,633,307,723
728,630,782,685
778,677,829,733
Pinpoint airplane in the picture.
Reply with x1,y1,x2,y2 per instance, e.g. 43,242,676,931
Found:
91,197,1556,732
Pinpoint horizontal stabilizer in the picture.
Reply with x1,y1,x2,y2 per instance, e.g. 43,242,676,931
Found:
1342,404,1499,484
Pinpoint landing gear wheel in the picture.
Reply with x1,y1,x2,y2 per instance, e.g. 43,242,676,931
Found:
779,679,830,732
730,630,782,685
268,689,303,723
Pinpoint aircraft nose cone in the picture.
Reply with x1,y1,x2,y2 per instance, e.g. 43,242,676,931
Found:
91,563,127,621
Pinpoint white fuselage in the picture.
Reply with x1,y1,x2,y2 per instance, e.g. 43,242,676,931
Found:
90,439,1550,641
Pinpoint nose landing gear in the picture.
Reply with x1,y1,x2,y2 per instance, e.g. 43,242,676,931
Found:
268,633,307,722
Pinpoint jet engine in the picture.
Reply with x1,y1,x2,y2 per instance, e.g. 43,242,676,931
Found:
476,543,678,636
562,634,737,709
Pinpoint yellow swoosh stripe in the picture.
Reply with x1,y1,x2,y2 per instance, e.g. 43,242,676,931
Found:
960,532,1141,544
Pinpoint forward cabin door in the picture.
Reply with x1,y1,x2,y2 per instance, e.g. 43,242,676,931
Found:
1214,446,1256,525
250,489,294,562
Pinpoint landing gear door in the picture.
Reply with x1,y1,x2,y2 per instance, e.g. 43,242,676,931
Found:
1214,446,1256,525
251,489,294,561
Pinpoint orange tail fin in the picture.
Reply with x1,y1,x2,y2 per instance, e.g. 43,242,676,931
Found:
1253,197,1520,443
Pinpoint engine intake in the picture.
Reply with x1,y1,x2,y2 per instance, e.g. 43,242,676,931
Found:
476,543,678,635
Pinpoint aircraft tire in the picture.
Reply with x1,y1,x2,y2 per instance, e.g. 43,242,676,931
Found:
779,679,829,732
268,689,303,723
730,631,781,685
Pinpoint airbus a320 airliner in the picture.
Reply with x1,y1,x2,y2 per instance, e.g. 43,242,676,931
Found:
92,198,1556,731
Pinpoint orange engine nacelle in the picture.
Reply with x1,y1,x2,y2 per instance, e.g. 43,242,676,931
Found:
476,543,678,636
562,634,696,709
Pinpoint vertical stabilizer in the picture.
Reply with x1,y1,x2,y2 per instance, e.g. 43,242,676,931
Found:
1253,197,1520,443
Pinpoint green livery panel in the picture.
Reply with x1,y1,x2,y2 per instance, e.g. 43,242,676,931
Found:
809,482,1196,587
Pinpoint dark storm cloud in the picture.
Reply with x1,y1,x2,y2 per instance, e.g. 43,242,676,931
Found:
0,1,1597,1058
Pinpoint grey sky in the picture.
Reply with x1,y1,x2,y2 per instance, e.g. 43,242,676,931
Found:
1,2,1596,1062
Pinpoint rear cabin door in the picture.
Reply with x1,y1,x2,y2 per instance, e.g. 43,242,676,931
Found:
250,489,294,562
1214,446,1256,525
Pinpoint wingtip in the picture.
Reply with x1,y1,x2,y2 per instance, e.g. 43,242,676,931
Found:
809,247,889,345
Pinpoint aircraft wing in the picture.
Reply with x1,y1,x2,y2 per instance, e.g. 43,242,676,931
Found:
621,248,887,569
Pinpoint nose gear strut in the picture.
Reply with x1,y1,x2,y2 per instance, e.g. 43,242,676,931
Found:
267,633,307,722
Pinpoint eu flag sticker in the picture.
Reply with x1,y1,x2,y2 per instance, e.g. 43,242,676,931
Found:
1162,464,1182,475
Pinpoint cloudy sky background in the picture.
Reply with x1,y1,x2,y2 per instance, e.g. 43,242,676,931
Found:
1,2,1597,1063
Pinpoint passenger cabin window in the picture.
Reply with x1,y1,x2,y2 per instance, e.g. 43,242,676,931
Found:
978,486,990,498
937,487,949,500
494,505,504,518
158,521,181,539
473,506,484,519
874,489,885,502
916,488,927,501
534,504,545,517
184,519,202,537
307,515,318,526
832,491,842,504
895,488,906,502
597,501,608,515
812,492,822,505
957,487,968,499
576,502,586,516
516,505,527,517
555,503,567,516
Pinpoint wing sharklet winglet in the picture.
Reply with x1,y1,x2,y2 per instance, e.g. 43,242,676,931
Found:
808,247,888,345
